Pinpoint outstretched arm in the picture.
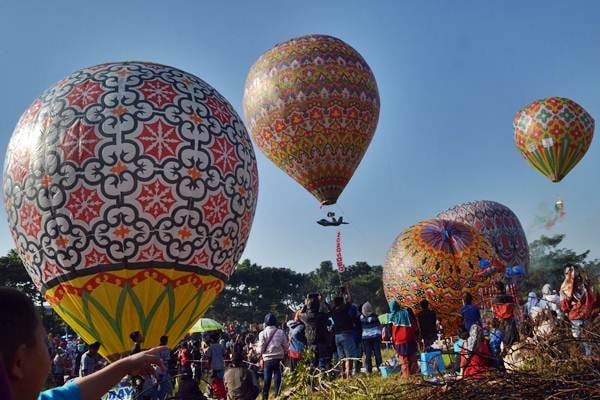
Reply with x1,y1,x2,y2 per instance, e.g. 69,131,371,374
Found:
76,347,167,400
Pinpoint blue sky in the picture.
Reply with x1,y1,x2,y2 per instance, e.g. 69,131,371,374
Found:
1,1,599,273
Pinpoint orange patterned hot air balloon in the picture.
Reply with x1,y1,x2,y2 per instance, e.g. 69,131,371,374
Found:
383,219,503,332
3,62,258,360
514,97,594,182
243,34,380,205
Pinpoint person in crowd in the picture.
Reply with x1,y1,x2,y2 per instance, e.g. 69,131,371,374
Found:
533,309,557,339
452,328,469,374
331,290,358,379
524,292,541,319
460,324,492,378
130,331,144,354
74,341,87,379
459,292,481,332
79,342,102,377
207,336,226,380
52,348,68,386
360,302,382,374
224,345,260,400
540,283,563,318
388,300,418,377
417,300,437,350
189,340,202,381
286,313,306,371
560,264,598,356
256,313,288,399
350,302,363,375
0,287,167,400
299,295,331,370
488,318,504,369
154,336,172,400
491,281,519,350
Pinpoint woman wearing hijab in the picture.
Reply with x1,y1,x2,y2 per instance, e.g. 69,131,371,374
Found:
540,284,562,318
524,292,541,319
388,300,418,377
256,313,288,399
460,324,491,377
360,302,382,374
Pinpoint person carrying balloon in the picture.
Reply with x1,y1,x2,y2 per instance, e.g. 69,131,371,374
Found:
0,287,168,400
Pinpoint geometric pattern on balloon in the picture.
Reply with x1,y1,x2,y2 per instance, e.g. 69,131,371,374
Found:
513,96,594,182
3,62,258,359
243,34,379,205
437,200,529,274
383,219,501,333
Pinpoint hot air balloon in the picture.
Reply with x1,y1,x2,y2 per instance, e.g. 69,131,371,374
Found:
3,62,258,361
437,200,529,274
382,219,502,332
514,97,594,182
243,34,380,206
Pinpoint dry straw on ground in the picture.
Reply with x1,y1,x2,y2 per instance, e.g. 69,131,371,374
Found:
280,317,600,400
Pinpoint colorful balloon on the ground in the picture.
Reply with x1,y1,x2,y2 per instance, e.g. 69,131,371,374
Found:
3,62,258,360
437,200,529,273
514,97,594,182
243,34,380,205
382,219,502,332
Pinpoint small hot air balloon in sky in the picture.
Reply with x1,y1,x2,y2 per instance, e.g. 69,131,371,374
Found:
514,97,594,182
3,62,258,360
383,219,503,332
243,34,380,206
437,200,529,274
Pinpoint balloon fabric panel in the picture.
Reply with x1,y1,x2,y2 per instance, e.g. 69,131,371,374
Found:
3,62,258,360
243,34,379,205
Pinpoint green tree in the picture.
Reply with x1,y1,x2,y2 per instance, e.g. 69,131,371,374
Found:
0,249,63,331
205,259,314,323
522,234,600,295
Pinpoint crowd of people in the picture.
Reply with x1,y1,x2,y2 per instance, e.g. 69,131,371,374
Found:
1,263,598,400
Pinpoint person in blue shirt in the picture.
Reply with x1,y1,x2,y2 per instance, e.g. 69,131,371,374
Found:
459,292,481,332
0,287,167,400
488,318,504,368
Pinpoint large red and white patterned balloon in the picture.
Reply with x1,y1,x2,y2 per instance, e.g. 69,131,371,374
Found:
437,200,529,272
3,62,258,359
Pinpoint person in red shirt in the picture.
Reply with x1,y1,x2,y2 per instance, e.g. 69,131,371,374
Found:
491,280,519,350
388,300,418,377
460,324,492,377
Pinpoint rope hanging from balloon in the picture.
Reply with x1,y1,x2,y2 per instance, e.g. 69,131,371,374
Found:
336,229,345,273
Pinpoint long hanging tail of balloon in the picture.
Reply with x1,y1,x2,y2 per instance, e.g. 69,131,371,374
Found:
336,229,345,273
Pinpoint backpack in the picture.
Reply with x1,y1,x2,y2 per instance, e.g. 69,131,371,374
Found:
304,323,318,345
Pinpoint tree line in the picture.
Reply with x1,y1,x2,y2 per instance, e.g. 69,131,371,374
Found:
0,234,599,332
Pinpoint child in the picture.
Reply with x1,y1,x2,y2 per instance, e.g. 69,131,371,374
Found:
452,328,469,374
0,287,167,400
